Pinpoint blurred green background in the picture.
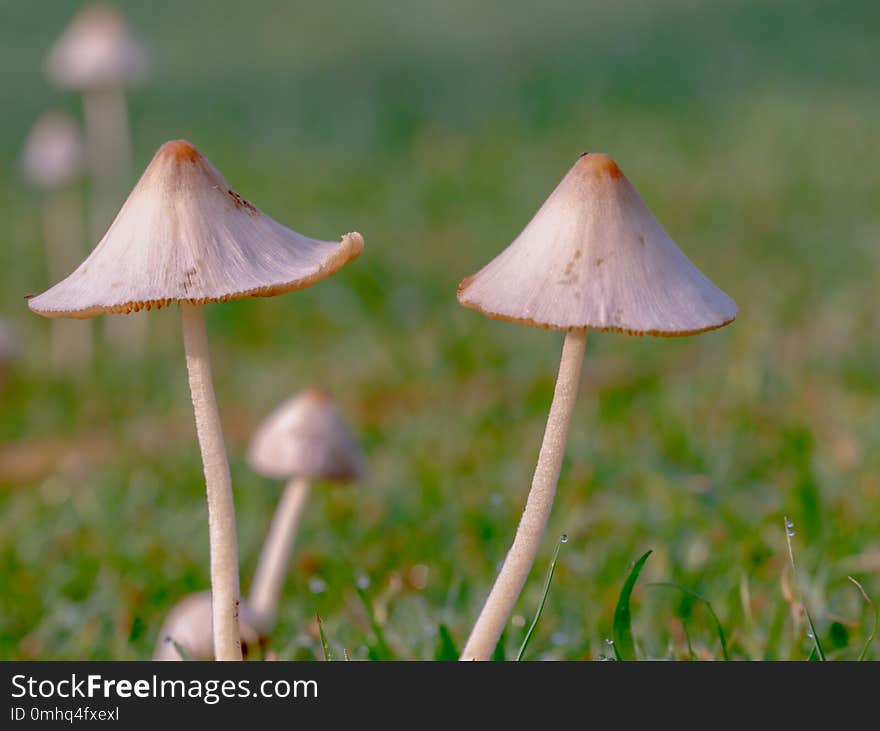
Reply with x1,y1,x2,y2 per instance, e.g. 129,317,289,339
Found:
0,0,878,660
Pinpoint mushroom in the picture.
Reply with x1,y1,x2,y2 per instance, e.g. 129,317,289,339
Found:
457,152,736,660
246,386,365,636
21,111,91,375
45,2,146,187
27,139,364,660
45,2,150,352
154,592,260,661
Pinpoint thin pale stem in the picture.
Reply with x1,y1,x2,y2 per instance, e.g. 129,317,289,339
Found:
461,328,587,661
82,87,132,203
248,477,312,636
180,303,242,661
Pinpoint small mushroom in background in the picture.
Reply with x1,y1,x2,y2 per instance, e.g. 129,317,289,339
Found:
154,592,260,661
456,152,737,660
153,387,365,660
246,386,365,637
45,2,150,354
28,139,364,660
21,111,92,375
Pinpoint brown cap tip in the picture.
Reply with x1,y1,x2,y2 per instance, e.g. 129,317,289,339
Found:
577,152,623,179
158,139,202,164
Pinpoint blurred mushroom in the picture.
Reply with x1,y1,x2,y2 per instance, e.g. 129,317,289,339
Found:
154,592,260,661
154,387,364,659
45,2,150,353
28,139,364,660
21,111,91,375
247,386,365,636
457,152,736,660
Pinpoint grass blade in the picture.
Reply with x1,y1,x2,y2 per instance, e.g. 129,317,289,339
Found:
492,632,506,661
434,624,459,661
783,516,825,661
848,576,878,661
356,587,393,660
316,613,334,661
804,608,826,661
612,550,653,661
516,534,566,661
648,582,730,660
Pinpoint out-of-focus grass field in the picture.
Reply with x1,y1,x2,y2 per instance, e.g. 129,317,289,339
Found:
0,0,878,660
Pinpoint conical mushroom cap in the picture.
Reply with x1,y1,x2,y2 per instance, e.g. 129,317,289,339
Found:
247,387,365,483
27,140,364,319
46,3,148,91
458,153,736,336
21,111,85,190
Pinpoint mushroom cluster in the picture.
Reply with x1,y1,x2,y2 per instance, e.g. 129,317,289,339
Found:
21,9,742,665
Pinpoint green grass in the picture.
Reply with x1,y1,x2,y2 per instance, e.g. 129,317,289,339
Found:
0,0,878,660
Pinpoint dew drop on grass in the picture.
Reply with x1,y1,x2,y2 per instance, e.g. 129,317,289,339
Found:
605,637,614,646
356,575,370,590
785,517,795,529
807,631,814,639
787,530,796,537
560,534,568,543
309,577,327,594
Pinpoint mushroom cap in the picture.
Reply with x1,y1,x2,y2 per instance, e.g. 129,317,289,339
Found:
45,3,148,91
27,140,364,319
21,111,85,190
457,153,737,336
153,591,260,661
247,386,365,483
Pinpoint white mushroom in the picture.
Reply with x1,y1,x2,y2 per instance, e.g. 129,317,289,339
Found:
21,111,91,375
153,592,260,661
458,152,736,660
246,386,365,636
29,139,364,660
45,2,150,353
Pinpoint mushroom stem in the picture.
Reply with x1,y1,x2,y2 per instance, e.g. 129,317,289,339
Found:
180,302,242,661
82,87,147,354
461,328,587,661
82,87,131,197
43,189,91,375
248,477,312,636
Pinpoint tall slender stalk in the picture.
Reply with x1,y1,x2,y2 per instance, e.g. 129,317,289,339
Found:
248,477,312,636
461,328,587,660
180,302,242,661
